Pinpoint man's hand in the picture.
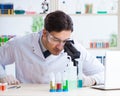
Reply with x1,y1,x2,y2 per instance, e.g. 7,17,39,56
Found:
0,75,20,85
82,74,96,87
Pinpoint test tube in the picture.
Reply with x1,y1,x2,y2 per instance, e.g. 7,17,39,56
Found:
4,35,8,43
1,36,4,46
49,72,56,92
0,83,7,91
56,72,62,92
0,37,1,46
77,59,83,88
62,72,68,92
0,83,2,91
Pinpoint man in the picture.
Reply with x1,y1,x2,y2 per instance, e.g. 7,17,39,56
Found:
0,10,104,86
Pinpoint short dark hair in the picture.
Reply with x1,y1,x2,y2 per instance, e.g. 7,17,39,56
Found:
44,10,73,32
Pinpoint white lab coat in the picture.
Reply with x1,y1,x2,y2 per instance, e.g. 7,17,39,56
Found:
0,31,104,84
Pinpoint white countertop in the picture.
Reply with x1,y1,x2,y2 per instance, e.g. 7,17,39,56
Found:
0,84,120,96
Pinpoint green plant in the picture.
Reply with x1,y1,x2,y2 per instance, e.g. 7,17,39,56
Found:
32,16,44,32
109,34,117,47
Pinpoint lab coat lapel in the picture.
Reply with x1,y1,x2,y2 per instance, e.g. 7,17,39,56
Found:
31,33,44,59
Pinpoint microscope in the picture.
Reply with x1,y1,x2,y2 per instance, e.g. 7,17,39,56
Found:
41,0,49,14
64,40,80,75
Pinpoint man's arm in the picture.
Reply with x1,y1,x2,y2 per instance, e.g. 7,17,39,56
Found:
0,74,20,85
0,39,20,85
82,71,104,87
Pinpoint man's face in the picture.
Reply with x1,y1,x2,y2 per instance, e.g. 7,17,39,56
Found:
42,30,71,55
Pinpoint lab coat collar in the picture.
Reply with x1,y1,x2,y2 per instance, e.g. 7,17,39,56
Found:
31,32,45,59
